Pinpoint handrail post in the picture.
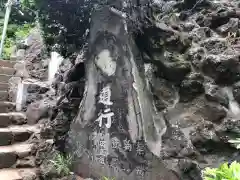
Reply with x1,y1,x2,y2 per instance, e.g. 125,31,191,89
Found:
0,0,13,58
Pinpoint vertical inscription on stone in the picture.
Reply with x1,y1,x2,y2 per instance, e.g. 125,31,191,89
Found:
136,140,146,157
92,132,111,166
95,84,114,128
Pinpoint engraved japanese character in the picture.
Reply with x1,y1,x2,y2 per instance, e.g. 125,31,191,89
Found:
95,112,114,128
73,142,84,157
89,132,98,141
99,139,107,149
123,138,132,151
109,157,120,171
99,85,113,105
111,165,119,173
118,124,124,132
99,149,108,156
135,166,146,177
110,157,119,165
111,137,121,149
136,141,145,156
96,156,105,165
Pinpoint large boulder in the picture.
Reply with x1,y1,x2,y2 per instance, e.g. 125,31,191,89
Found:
216,18,239,35
26,100,50,125
201,54,240,84
154,51,191,83
190,27,214,42
196,102,227,123
190,121,221,152
165,96,227,129
179,73,204,102
161,126,197,159
216,117,240,137
200,37,228,55
205,82,229,107
154,22,191,53
196,6,236,29
186,47,206,70
150,77,178,111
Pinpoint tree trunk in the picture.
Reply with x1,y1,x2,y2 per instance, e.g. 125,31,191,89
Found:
67,3,179,180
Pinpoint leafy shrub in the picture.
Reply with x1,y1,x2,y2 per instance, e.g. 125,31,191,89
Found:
15,23,33,39
0,22,33,59
203,161,240,180
33,0,95,56
0,0,36,59
5,24,19,37
2,37,14,59
20,0,36,9
49,153,73,177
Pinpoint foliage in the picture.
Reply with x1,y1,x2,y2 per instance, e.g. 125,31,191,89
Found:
2,37,14,59
203,161,240,180
49,153,73,177
33,0,98,56
102,177,115,180
20,0,36,8
228,138,240,149
0,22,33,59
0,0,35,59
15,23,33,39
0,0,36,24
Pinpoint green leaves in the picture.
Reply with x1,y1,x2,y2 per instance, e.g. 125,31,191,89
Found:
49,153,73,177
20,0,36,8
0,22,33,59
203,161,240,180
15,23,32,39
102,177,115,180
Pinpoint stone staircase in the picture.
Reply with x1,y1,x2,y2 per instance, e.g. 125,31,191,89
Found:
0,60,40,180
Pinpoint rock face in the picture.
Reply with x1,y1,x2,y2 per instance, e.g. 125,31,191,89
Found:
65,6,180,180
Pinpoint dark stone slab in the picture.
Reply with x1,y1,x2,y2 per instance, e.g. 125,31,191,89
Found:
67,6,179,180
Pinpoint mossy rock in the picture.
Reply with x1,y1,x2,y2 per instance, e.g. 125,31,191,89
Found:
153,51,191,83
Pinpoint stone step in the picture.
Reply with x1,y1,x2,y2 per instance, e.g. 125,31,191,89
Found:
0,143,34,168
0,168,38,180
0,83,9,91
0,67,15,76
0,91,8,101
0,125,41,146
16,156,36,168
0,112,26,127
0,60,17,68
0,74,13,83
0,102,16,113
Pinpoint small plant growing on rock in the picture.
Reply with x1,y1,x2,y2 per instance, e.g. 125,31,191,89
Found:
228,138,240,149
50,153,73,177
203,161,240,180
